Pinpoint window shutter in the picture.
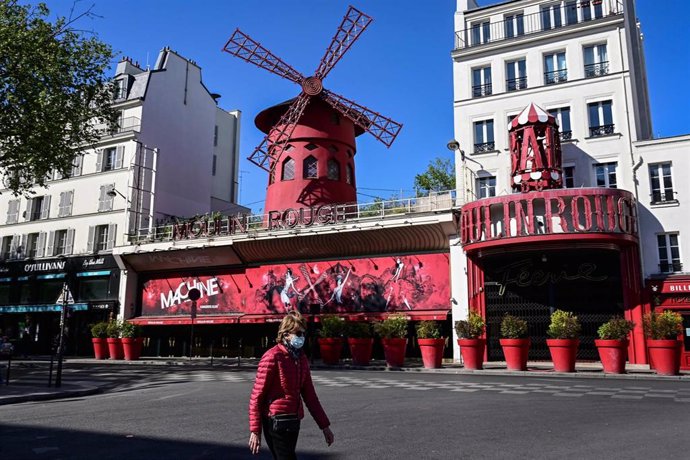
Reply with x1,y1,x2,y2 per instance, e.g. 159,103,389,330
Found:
36,232,47,258
66,229,75,255
40,195,51,219
25,198,34,221
58,192,66,218
115,146,124,169
19,234,27,258
87,226,95,253
66,190,74,216
95,149,103,172
46,231,55,257
7,199,19,224
98,185,107,212
72,154,83,177
107,224,117,250
54,169,62,181
10,235,19,258
105,183,115,211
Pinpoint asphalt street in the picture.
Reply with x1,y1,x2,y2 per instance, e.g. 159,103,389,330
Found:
1,366,689,459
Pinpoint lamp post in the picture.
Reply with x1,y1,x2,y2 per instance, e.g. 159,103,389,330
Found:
188,288,200,360
54,258,73,388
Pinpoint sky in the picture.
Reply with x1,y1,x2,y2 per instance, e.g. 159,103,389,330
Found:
41,0,690,213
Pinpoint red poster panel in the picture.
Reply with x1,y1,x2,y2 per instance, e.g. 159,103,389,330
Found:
141,253,450,317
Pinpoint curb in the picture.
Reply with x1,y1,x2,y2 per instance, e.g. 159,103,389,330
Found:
0,387,102,406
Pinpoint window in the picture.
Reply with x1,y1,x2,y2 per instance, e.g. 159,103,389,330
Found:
71,154,83,177
97,146,124,172
548,107,572,140
26,195,50,221
563,166,575,188
541,4,563,29
79,278,110,301
504,13,524,38
657,233,681,273
6,199,19,224
506,59,527,91
594,162,617,188
282,158,295,181
213,125,218,147
115,78,128,99
471,20,490,46
58,191,74,218
649,163,675,204
476,176,496,198
48,229,73,256
327,159,340,181
1,236,12,259
25,232,46,259
565,1,578,25
472,66,492,97
584,44,608,78
544,52,567,85
580,0,604,21
588,100,614,136
89,224,116,253
346,164,353,185
303,156,318,179
473,120,495,153
98,184,115,212
212,155,217,176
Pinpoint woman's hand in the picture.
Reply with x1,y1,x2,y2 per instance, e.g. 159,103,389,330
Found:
249,432,261,455
323,427,334,446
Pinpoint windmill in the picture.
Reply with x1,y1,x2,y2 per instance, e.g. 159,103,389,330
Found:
222,6,402,213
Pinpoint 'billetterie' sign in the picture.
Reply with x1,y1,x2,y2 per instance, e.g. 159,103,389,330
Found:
460,188,637,246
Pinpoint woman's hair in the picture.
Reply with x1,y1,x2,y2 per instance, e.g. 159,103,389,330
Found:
277,311,307,343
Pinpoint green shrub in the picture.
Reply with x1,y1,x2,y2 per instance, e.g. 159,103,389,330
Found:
120,321,142,339
374,314,408,339
547,310,581,339
416,321,442,339
454,311,485,339
345,322,373,338
318,315,345,338
643,311,682,340
500,314,528,339
106,320,122,338
90,322,108,339
597,317,635,340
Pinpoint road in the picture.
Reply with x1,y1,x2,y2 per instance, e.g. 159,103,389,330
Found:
1,365,689,459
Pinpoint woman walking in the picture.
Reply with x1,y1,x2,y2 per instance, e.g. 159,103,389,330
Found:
249,311,334,459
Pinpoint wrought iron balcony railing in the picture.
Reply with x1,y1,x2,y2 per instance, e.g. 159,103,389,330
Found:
559,130,573,141
589,124,615,137
651,191,677,204
474,141,495,153
95,116,141,136
506,76,528,92
455,2,622,50
472,83,493,98
584,61,609,78
659,261,683,273
545,69,568,85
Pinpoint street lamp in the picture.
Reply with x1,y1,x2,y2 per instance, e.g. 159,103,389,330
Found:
106,187,128,200
54,256,73,388
188,288,201,360
447,139,484,205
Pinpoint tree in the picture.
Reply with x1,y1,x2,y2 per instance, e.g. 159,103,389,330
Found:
0,1,117,195
413,157,456,196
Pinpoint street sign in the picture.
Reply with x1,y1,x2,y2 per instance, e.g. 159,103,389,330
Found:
55,283,75,305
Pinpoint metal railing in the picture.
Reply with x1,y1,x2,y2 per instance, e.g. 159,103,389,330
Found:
506,76,528,92
651,190,677,204
560,130,573,141
472,83,493,98
95,116,141,136
544,69,568,85
474,141,495,153
589,124,615,137
659,262,683,273
127,191,457,245
455,2,622,49
584,61,609,78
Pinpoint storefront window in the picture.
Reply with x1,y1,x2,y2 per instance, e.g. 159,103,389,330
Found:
0,283,10,303
37,280,64,304
19,283,32,304
79,278,109,301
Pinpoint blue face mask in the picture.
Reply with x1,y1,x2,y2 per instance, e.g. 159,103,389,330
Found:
289,335,305,349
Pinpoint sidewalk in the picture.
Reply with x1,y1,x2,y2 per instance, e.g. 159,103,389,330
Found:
1,356,688,406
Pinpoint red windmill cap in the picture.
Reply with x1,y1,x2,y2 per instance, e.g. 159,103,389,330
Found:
510,103,557,130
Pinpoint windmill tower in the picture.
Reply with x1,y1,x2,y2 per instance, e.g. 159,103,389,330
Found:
222,6,402,213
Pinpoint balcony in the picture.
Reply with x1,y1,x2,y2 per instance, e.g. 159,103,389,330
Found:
559,130,573,141
474,141,495,153
472,83,493,98
455,3,622,50
589,124,615,137
584,61,609,78
95,116,141,136
545,69,568,85
659,262,683,274
651,190,678,205
506,76,528,92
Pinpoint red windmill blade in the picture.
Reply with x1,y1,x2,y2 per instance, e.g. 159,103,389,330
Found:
222,5,403,173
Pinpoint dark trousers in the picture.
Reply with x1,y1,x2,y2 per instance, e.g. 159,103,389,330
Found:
262,416,300,460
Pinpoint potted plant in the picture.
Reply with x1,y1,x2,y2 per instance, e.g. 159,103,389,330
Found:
121,321,144,361
374,314,408,367
499,314,530,371
595,316,635,374
643,310,682,376
416,321,445,369
346,321,374,366
546,310,581,372
455,311,485,370
317,315,345,365
90,322,110,360
106,320,124,360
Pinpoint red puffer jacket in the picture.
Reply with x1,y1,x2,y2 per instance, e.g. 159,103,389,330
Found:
249,343,330,434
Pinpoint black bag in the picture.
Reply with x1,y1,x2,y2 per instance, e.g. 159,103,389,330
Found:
271,414,301,433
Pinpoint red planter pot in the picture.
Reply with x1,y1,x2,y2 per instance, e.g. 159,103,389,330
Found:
107,338,124,360
595,339,628,374
318,338,344,365
347,338,374,366
647,339,681,376
457,338,486,370
500,338,530,371
547,338,579,372
381,338,407,367
92,338,109,360
418,338,445,369
122,337,144,361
